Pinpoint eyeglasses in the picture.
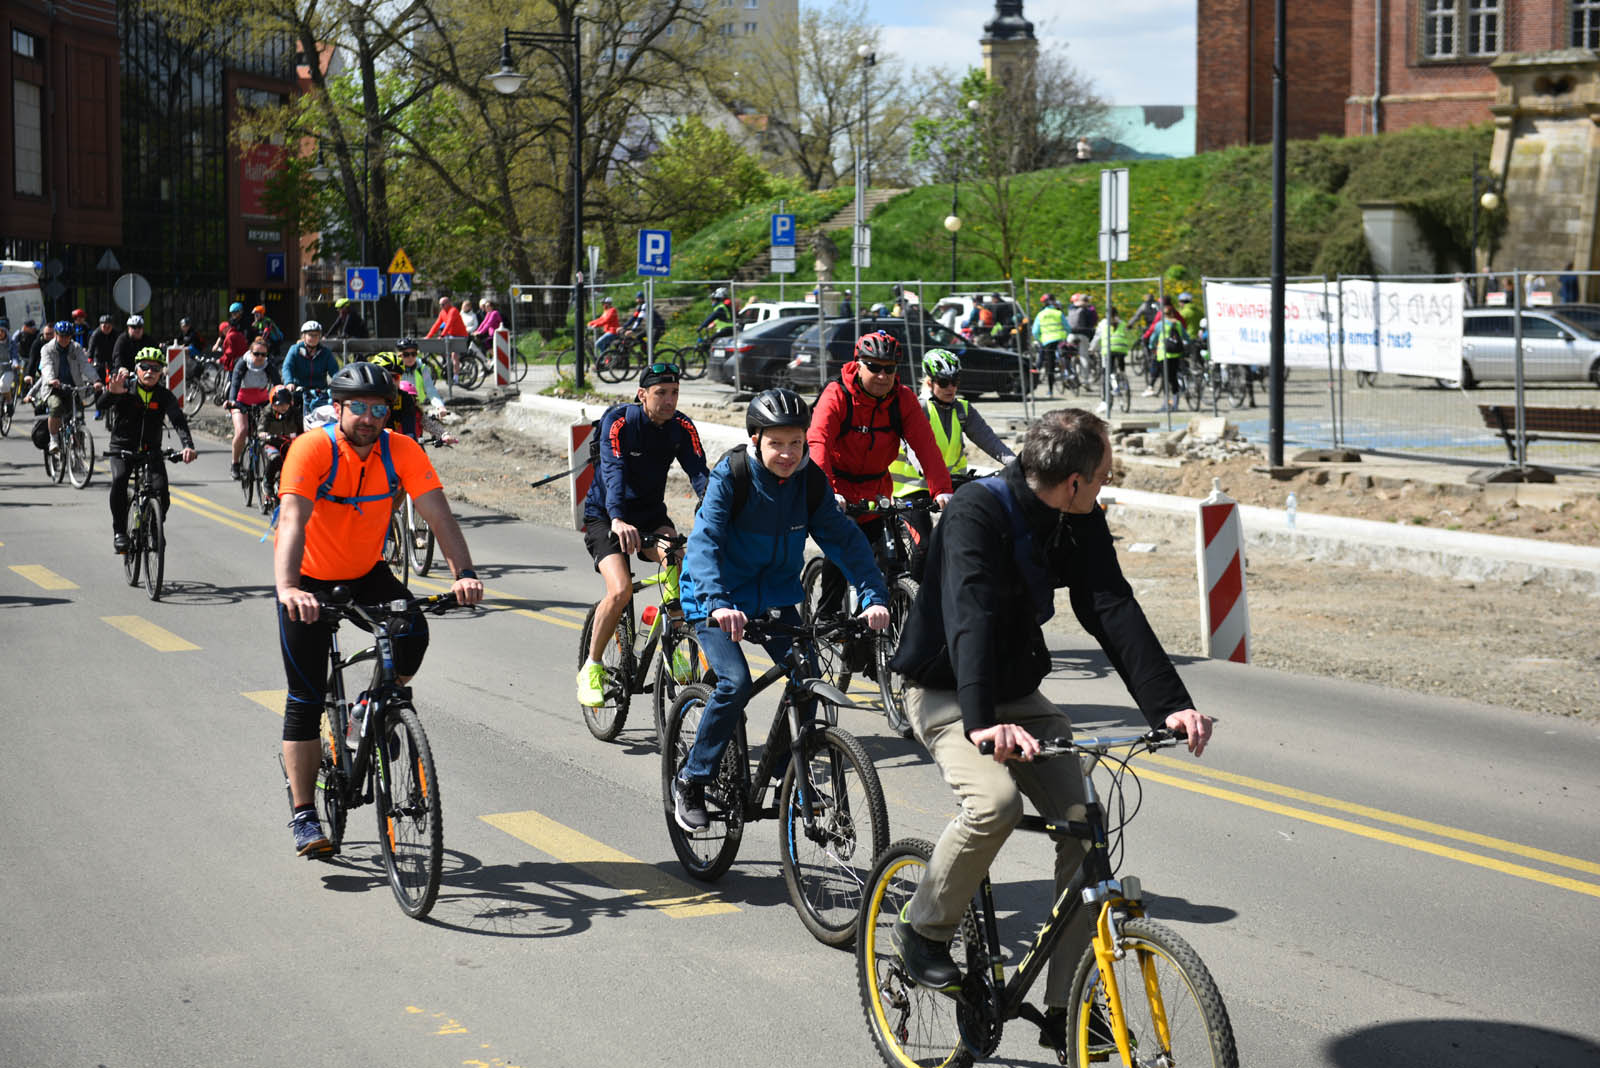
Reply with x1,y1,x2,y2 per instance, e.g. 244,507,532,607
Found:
862,361,897,375
933,375,959,387
342,400,391,418
135,362,163,372
646,362,681,377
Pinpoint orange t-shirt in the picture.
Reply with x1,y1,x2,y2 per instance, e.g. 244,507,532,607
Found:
277,428,441,580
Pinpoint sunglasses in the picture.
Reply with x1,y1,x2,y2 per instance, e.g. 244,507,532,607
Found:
341,400,391,418
862,361,898,375
135,362,164,372
647,362,681,376
933,375,959,387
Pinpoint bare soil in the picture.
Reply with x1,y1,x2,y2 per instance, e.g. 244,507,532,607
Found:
198,403,1598,718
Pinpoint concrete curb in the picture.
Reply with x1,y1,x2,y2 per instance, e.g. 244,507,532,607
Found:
504,391,1600,596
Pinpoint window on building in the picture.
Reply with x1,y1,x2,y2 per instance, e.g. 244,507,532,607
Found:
1575,0,1600,48
719,22,733,35
13,79,43,196
1423,0,1501,60
746,0,758,7
744,21,757,34
13,29,38,57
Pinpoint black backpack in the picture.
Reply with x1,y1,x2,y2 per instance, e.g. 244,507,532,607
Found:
719,443,827,522
589,402,629,467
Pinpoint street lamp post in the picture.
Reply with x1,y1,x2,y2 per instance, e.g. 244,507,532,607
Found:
856,44,875,189
1470,158,1501,304
489,22,587,389
944,98,979,292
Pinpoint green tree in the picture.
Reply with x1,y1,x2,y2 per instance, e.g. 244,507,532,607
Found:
630,116,801,237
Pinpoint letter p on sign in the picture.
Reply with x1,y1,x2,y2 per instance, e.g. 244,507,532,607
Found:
637,229,672,277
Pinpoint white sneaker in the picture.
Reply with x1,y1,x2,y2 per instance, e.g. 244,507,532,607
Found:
1140,387,1157,397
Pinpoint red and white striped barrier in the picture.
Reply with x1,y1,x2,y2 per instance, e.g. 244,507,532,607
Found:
570,418,596,531
493,327,513,388
1196,478,1250,663
166,345,187,410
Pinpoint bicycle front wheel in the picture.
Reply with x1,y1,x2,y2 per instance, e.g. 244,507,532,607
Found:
123,499,142,586
186,374,207,415
595,349,630,384
1117,373,1132,413
141,499,165,601
316,707,348,853
458,352,487,390
875,577,919,739
800,557,853,695
0,397,12,437
407,495,434,576
1069,917,1239,1068
779,723,890,947
241,445,258,507
67,424,94,487
375,702,444,919
857,839,973,1068
386,508,409,589
578,602,635,741
652,626,706,748
679,344,708,379
661,683,745,881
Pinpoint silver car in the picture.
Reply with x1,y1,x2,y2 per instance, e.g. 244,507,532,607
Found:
1461,309,1600,388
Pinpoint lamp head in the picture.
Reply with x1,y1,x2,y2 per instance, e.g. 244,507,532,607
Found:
944,215,962,233
1480,190,1501,212
488,36,529,95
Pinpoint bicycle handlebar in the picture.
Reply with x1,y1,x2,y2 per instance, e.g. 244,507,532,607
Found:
103,447,184,463
978,727,1187,759
314,589,466,624
741,613,875,644
843,496,941,517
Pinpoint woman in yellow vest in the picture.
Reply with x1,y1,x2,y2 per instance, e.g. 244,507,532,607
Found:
888,350,1017,580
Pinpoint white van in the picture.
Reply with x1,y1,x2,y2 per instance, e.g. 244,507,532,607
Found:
0,260,45,329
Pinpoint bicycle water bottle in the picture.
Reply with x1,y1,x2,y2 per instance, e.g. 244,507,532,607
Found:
345,692,369,750
1286,492,1297,530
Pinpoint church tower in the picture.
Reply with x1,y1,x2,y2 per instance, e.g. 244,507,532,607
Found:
981,0,1038,90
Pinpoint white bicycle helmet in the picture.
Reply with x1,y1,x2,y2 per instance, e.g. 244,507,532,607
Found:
922,349,961,379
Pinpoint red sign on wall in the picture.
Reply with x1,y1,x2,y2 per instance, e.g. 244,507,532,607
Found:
239,142,283,218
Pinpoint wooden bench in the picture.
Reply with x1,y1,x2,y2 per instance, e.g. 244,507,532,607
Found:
1477,403,1600,462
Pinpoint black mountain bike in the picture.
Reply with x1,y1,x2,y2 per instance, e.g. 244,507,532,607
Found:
800,497,938,739
109,447,180,601
858,729,1238,1068
661,613,890,946
227,401,268,508
298,590,470,919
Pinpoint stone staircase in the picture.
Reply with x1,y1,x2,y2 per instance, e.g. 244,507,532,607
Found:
720,187,909,291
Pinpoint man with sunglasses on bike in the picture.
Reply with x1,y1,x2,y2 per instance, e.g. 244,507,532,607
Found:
99,348,197,553
273,362,484,857
886,408,1212,1054
36,321,101,453
577,360,710,708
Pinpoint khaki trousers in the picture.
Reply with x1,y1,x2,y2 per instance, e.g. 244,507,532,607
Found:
903,685,1092,1006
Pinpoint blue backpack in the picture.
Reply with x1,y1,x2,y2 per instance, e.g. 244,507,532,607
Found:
974,475,1055,625
315,424,399,514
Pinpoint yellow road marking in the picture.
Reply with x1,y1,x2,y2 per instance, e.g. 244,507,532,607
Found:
481,810,740,919
169,497,265,537
101,615,201,652
1135,765,1600,900
243,689,287,715
169,489,268,536
9,564,77,590
1143,753,1600,879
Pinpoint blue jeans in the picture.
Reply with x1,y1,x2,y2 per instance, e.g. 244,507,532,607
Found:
680,605,811,784
595,333,615,357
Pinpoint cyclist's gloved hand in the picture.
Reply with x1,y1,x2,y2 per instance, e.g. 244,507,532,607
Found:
859,604,889,631
934,493,954,509
1164,708,1213,757
711,607,747,643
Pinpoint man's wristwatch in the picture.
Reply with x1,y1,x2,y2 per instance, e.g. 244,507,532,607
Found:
456,569,478,580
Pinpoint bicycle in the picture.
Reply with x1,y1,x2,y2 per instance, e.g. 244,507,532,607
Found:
227,401,268,508
800,496,938,739
0,360,21,436
577,533,707,745
660,612,891,946
108,447,181,601
1104,354,1132,413
43,385,96,488
666,334,712,380
297,589,470,919
857,728,1238,1068
389,436,452,582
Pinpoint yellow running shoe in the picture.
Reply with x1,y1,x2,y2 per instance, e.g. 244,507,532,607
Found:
577,661,608,706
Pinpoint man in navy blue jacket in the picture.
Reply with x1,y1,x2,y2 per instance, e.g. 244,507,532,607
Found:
670,388,891,831
578,361,711,706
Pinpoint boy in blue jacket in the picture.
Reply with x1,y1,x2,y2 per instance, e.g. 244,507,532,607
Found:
672,388,891,832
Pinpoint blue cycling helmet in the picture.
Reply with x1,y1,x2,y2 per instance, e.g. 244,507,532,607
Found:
53,319,72,333
229,301,245,314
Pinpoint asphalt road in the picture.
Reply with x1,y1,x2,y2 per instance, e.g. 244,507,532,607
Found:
3,428,1598,1068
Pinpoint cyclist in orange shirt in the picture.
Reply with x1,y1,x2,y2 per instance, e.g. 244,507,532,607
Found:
273,361,484,857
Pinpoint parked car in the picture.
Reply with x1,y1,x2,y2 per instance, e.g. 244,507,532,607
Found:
736,300,819,328
928,292,1029,338
1461,308,1600,388
784,315,1031,399
1539,303,1600,334
708,314,835,390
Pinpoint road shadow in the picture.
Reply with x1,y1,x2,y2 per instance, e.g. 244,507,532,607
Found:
475,596,590,616
470,560,565,580
453,512,523,529
155,580,277,606
1326,1019,1600,1067
1139,890,1237,925
855,731,932,769
0,594,73,609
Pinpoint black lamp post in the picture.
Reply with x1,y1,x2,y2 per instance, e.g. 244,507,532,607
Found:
1470,158,1501,303
856,44,875,189
489,22,586,388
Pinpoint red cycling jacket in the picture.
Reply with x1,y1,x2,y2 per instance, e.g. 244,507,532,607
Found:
807,360,952,515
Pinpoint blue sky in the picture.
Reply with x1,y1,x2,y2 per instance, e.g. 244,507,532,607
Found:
872,0,1197,106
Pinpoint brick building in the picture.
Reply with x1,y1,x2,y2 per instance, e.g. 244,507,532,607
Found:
1199,1,1600,150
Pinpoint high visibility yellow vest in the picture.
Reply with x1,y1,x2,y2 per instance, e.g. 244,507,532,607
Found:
890,398,966,497
1035,305,1067,345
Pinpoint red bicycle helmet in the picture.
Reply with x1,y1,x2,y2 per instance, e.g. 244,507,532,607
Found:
853,330,901,364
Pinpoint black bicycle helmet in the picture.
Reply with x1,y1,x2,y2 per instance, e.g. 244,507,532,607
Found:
397,337,419,351
853,330,901,363
745,388,810,435
328,361,394,399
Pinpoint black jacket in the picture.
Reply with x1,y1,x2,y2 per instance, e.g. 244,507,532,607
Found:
324,310,368,339
87,328,118,377
97,382,194,453
110,332,147,376
889,461,1193,735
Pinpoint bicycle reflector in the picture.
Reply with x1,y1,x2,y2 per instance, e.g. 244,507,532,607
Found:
641,604,659,627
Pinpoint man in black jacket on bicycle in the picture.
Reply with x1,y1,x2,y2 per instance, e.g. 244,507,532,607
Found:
98,347,197,553
887,408,1212,1048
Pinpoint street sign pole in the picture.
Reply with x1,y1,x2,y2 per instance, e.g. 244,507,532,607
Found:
646,276,654,364
1099,167,1130,413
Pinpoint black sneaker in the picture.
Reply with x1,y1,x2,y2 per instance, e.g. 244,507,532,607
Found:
229,462,242,480
672,776,708,832
112,533,129,554
289,810,332,857
891,906,961,992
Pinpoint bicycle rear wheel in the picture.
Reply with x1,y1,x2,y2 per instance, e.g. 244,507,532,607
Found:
186,374,207,415
1225,366,1249,408
857,839,973,1068
874,577,918,739
385,507,409,589
779,723,890,947
375,702,444,919
45,434,64,483
0,397,12,437
141,499,165,601
661,683,745,881
652,625,706,748
578,602,635,741
1184,365,1205,411
678,343,708,380
1116,373,1132,413
407,495,434,576
1069,917,1238,1068
596,349,631,383
458,352,487,390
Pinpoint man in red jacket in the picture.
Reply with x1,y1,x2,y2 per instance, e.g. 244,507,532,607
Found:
807,330,954,629
425,295,469,382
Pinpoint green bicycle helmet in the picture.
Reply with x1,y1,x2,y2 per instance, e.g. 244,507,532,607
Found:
135,346,168,367
922,349,961,379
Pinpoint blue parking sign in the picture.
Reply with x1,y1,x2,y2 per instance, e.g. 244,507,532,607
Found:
265,251,286,281
637,229,672,277
770,214,796,246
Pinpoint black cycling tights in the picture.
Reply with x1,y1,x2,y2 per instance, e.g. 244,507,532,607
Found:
109,456,169,536
278,562,428,741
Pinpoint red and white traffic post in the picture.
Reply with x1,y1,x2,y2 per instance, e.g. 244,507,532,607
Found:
1196,478,1250,663
166,345,187,410
493,327,513,388
569,417,596,530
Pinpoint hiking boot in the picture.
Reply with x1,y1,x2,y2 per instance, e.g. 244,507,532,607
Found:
891,906,961,992
112,533,129,554
289,810,332,857
576,661,608,707
672,776,708,832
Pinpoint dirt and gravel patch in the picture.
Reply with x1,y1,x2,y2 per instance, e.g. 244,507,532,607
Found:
197,401,1598,718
